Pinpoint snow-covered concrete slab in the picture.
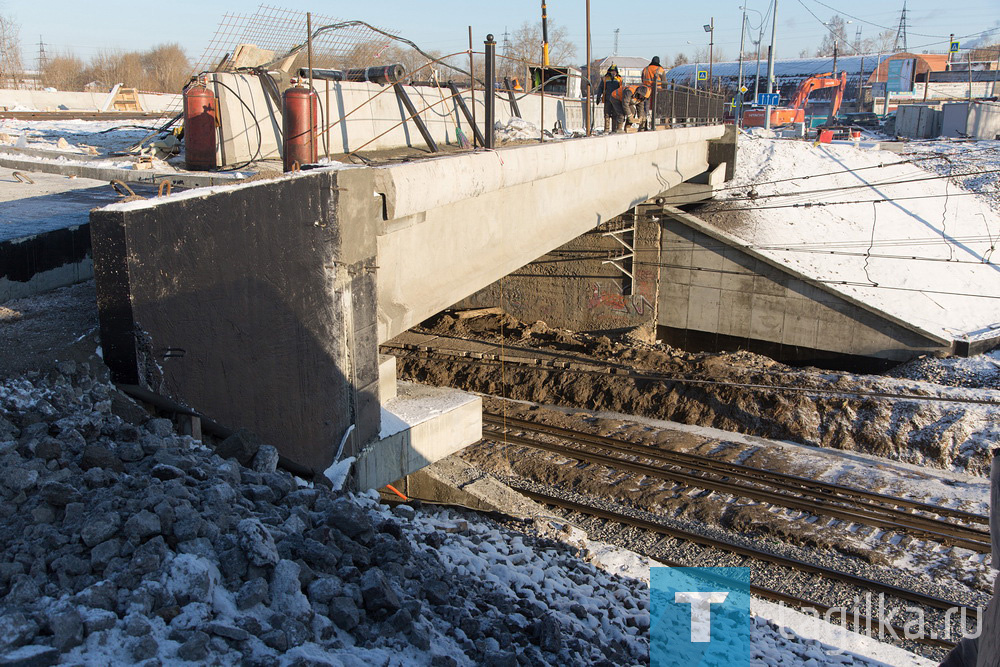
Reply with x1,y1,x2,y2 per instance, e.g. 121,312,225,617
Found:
354,381,482,490
705,136,1000,347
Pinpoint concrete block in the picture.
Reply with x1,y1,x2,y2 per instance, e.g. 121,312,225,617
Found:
749,293,786,343
385,456,545,518
780,297,820,349
686,285,721,332
378,355,397,402
752,271,788,298
688,247,724,289
658,282,690,329
354,382,482,490
719,252,756,293
718,290,752,339
90,168,380,472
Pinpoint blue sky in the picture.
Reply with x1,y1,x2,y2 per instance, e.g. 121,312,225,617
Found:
9,0,999,68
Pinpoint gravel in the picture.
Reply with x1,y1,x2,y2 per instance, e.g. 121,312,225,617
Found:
0,364,649,666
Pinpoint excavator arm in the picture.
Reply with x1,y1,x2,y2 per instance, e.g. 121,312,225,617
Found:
788,72,847,111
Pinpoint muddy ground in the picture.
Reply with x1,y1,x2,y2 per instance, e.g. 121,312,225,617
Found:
393,312,1000,475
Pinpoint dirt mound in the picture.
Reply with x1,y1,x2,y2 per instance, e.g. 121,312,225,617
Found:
396,315,999,475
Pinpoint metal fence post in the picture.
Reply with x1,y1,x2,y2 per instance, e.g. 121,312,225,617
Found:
484,34,496,149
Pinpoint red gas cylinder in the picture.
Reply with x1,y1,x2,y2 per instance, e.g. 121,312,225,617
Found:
183,82,217,170
282,85,318,172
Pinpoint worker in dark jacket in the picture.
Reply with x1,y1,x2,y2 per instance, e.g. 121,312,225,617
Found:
594,65,622,133
640,56,666,130
610,84,649,132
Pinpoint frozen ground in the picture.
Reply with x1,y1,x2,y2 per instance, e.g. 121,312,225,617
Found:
705,135,1000,342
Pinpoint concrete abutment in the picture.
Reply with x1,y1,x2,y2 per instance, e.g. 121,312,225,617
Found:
88,126,729,488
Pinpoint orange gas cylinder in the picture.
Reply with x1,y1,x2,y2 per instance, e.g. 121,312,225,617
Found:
282,85,318,172
183,82,217,170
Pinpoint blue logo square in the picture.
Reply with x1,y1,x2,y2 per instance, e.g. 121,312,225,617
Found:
651,567,756,667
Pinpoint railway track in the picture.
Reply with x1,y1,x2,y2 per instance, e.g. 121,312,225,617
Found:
385,341,1000,407
520,486,974,650
483,412,991,554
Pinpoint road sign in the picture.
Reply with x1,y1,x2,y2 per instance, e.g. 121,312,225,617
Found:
950,41,960,52
697,70,708,81
756,93,780,106
739,85,748,93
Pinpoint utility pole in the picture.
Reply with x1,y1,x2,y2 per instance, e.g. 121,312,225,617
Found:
832,38,838,77
893,2,908,53
737,7,747,125
764,0,778,130
613,28,620,57
585,0,592,135
540,0,550,67
501,28,512,79
705,18,715,91
753,39,762,103
947,33,955,70
36,36,47,82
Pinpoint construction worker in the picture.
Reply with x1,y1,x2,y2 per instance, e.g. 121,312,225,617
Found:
640,56,666,130
610,84,650,133
594,65,623,133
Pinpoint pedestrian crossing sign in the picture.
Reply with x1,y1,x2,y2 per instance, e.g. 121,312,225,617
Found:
697,71,708,81
950,41,960,52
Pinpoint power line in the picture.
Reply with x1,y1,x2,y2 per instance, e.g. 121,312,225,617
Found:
806,0,945,39
716,167,1000,203
702,189,984,213
657,154,957,201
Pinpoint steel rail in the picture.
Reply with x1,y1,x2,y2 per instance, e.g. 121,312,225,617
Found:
486,426,990,553
524,488,965,650
520,488,977,617
483,412,990,527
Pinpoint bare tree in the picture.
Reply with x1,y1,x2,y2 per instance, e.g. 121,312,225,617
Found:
379,44,443,81
692,47,726,64
506,20,576,82
42,52,87,90
141,43,189,93
0,13,23,88
816,15,850,56
672,53,689,67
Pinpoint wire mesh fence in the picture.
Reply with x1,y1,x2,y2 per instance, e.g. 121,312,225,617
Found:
651,83,726,127
192,4,398,75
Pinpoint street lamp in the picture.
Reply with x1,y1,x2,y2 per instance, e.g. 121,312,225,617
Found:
740,6,765,111
764,0,779,131
704,19,714,91
823,20,852,75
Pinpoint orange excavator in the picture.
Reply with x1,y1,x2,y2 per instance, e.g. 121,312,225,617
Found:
743,71,847,128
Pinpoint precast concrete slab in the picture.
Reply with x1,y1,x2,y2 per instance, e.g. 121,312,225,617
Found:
354,381,482,491
375,125,726,342
658,206,954,366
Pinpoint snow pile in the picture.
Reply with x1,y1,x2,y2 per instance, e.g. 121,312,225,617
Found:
709,135,1000,341
0,365,648,665
0,119,160,155
494,118,541,143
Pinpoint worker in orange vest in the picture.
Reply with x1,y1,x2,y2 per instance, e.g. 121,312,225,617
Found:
594,65,623,133
640,56,666,131
610,84,649,133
